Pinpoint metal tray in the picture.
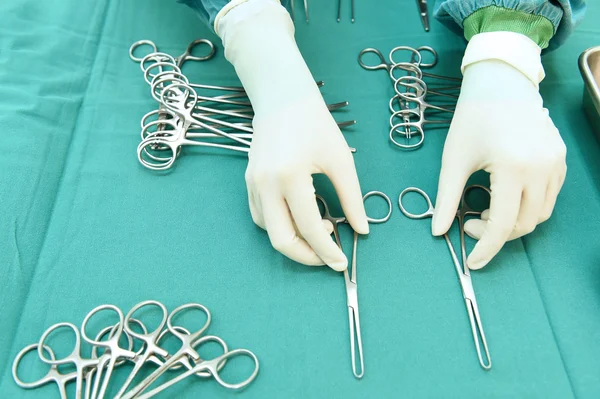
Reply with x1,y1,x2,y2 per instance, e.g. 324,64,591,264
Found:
579,46,600,138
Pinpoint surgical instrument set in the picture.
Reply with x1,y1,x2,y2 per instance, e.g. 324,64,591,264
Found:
13,301,260,398
130,39,357,170
317,191,392,378
359,46,461,150
398,186,492,370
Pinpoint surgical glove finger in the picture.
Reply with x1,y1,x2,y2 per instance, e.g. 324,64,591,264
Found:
261,189,326,266
466,175,521,270
540,164,567,222
284,175,348,271
324,151,368,234
464,218,486,241
432,147,472,236
510,181,547,238
291,218,335,239
321,219,335,235
466,171,563,241
247,185,266,230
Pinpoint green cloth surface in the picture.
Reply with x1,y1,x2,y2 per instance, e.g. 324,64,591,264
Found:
1,0,599,398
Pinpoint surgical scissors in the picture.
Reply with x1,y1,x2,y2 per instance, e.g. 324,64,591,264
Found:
316,191,393,378
398,186,492,370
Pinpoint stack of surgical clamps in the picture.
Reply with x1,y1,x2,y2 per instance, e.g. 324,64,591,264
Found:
130,39,356,171
358,46,461,149
12,301,260,399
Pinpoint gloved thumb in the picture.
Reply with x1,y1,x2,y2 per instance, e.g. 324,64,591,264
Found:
432,159,472,236
463,210,490,240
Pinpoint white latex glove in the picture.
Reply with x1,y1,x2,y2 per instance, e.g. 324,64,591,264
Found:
217,0,368,271
432,32,567,270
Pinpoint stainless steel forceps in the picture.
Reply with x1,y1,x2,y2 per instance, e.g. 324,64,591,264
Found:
389,75,455,149
317,191,392,378
337,0,355,22
398,186,492,370
290,0,309,22
416,0,429,32
130,39,215,69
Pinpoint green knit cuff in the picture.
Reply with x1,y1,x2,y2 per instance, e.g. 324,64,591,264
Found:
463,5,555,49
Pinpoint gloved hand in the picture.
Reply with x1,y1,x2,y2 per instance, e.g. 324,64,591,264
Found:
217,0,368,271
432,32,567,270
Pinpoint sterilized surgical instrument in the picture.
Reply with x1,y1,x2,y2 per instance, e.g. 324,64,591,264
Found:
359,45,460,149
317,191,392,378
398,186,492,370
13,301,260,399
389,76,455,149
416,0,429,32
289,0,309,22
130,39,215,69
337,0,355,22
131,39,358,170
